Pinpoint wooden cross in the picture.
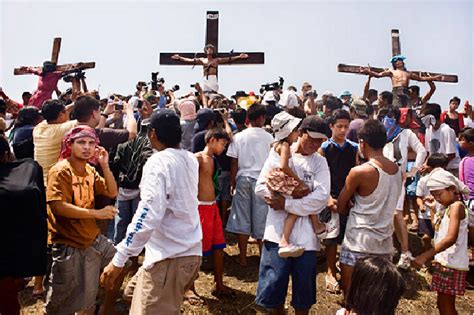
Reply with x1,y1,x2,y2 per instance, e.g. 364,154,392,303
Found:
159,11,264,69
337,29,458,83
14,37,95,75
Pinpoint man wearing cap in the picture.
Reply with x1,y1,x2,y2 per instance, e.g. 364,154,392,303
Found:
361,55,442,107
45,125,119,314
339,90,352,111
101,110,202,313
255,115,330,313
347,99,369,142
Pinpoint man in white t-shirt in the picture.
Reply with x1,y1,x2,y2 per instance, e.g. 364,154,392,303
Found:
422,103,460,176
226,103,274,267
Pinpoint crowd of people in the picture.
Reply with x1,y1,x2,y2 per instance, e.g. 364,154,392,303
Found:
0,52,473,315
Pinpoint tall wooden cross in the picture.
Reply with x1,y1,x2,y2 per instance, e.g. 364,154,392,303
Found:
337,29,458,83
159,11,264,71
14,37,95,75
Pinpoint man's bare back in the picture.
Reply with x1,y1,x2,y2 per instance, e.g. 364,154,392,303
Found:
195,152,216,201
352,157,399,196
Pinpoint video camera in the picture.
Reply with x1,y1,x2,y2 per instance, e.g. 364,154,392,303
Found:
305,90,318,99
150,72,165,90
63,70,86,83
259,76,284,94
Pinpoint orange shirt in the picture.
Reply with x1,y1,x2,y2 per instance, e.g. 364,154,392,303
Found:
46,159,107,248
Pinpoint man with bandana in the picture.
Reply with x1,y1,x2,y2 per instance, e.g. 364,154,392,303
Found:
361,55,442,107
45,125,120,315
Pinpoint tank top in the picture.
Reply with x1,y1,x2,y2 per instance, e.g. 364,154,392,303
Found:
434,203,469,271
343,160,402,254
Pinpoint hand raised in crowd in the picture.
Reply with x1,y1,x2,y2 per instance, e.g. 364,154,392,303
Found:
219,107,230,121
96,146,110,169
95,205,117,220
100,262,123,290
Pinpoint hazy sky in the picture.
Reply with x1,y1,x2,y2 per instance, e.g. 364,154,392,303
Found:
1,0,473,108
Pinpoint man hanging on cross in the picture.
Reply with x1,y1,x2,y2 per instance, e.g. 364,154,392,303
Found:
17,61,87,109
360,55,443,107
171,44,248,93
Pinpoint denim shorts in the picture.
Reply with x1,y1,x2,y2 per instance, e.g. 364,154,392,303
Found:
256,241,317,310
226,176,268,239
339,247,393,267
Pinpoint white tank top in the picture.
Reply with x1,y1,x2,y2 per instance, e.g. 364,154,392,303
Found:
434,203,469,271
343,160,402,254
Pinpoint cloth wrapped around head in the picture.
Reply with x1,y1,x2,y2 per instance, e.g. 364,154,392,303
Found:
426,168,470,197
60,125,99,160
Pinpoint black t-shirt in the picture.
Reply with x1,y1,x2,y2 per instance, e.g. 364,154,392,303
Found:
321,139,358,197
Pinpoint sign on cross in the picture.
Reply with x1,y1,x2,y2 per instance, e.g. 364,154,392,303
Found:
337,29,458,83
14,37,95,75
159,11,264,69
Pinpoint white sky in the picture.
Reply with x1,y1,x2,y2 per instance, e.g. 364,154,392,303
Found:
1,0,473,108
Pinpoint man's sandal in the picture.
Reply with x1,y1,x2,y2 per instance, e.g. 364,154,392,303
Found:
325,275,341,294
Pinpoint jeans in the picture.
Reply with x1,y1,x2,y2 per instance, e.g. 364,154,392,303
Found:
113,196,140,245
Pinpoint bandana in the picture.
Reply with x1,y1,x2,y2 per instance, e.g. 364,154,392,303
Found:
60,125,99,160
426,168,470,197
390,54,406,64
421,115,436,129
383,116,402,142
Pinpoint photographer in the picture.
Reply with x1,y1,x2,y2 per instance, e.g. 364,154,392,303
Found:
302,84,318,116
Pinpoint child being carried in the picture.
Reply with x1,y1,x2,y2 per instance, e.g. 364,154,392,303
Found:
267,112,332,258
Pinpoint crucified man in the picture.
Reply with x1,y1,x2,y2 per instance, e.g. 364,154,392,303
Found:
171,44,248,94
360,55,443,107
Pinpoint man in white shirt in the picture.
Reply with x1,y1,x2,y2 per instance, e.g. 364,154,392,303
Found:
100,110,202,314
422,103,460,176
226,104,274,267
255,116,330,313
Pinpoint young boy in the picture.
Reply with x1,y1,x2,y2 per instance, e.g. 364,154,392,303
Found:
337,119,402,297
318,108,359,294
413,169,470,315
195,128,233,297
416,154,449,266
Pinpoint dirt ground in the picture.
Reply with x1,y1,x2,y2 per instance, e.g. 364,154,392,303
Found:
19,232,474,314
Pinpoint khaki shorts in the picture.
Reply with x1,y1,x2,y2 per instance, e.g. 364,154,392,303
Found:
44,235,116,315
126,255,201,315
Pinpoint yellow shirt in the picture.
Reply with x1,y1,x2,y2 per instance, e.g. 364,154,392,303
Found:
33,119,77,185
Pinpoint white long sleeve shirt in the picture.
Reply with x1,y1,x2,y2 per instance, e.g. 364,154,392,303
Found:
255,145,330,251
112,148,202,269
383,128,427,174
